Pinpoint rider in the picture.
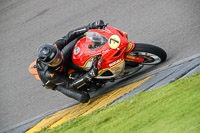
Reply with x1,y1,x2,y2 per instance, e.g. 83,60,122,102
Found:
36,20,105,103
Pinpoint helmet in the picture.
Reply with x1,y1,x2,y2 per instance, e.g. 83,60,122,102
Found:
37,44,63,67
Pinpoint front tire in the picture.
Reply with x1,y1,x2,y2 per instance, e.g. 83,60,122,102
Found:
129,43,167,65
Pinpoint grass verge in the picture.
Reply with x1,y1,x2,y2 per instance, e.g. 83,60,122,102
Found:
39,72,200,133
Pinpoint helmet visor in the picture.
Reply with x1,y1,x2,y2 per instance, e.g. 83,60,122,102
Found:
46,50,63,67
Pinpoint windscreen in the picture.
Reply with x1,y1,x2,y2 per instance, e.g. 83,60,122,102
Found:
86,32,107,49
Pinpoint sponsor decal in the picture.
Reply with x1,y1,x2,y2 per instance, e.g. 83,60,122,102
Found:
108,35,120,49
74,47,80,55
102,49,109,54
109,59,122,67
105,29,111,33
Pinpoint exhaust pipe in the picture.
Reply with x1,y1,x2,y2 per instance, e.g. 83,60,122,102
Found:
56,86,90,103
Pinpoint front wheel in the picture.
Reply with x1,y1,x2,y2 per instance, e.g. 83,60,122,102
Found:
129,43,167,65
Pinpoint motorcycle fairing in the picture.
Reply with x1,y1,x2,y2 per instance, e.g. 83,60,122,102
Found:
72,26,131,79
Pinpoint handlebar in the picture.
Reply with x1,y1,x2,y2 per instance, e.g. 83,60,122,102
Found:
102,23,109,30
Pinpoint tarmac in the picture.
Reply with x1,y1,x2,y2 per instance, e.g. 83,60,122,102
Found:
1,0,200,131
2,53,200,133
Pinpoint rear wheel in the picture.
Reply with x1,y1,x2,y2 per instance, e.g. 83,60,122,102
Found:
129,43,167,65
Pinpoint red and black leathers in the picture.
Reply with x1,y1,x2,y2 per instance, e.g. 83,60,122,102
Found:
36,20,104,103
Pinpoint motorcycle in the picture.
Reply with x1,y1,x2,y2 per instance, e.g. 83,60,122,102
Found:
29,25,167,103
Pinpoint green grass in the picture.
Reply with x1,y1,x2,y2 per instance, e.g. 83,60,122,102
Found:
39,72,200,133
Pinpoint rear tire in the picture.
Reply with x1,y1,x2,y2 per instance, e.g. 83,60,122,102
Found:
129,43,167,65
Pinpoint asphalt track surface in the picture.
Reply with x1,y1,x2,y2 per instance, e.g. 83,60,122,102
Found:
0,0,200,131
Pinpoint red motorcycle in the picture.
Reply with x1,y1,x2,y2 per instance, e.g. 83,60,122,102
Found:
29,25,167,102
71,25,166,82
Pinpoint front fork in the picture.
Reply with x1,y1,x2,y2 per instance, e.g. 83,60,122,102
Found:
124,42,144,63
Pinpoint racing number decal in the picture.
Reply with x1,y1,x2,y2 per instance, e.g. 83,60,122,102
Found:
109,35,120,49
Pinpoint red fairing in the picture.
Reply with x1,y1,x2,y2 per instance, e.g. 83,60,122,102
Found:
72,26,130,71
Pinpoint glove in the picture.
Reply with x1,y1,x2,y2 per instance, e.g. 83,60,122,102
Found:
88,20,105,29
